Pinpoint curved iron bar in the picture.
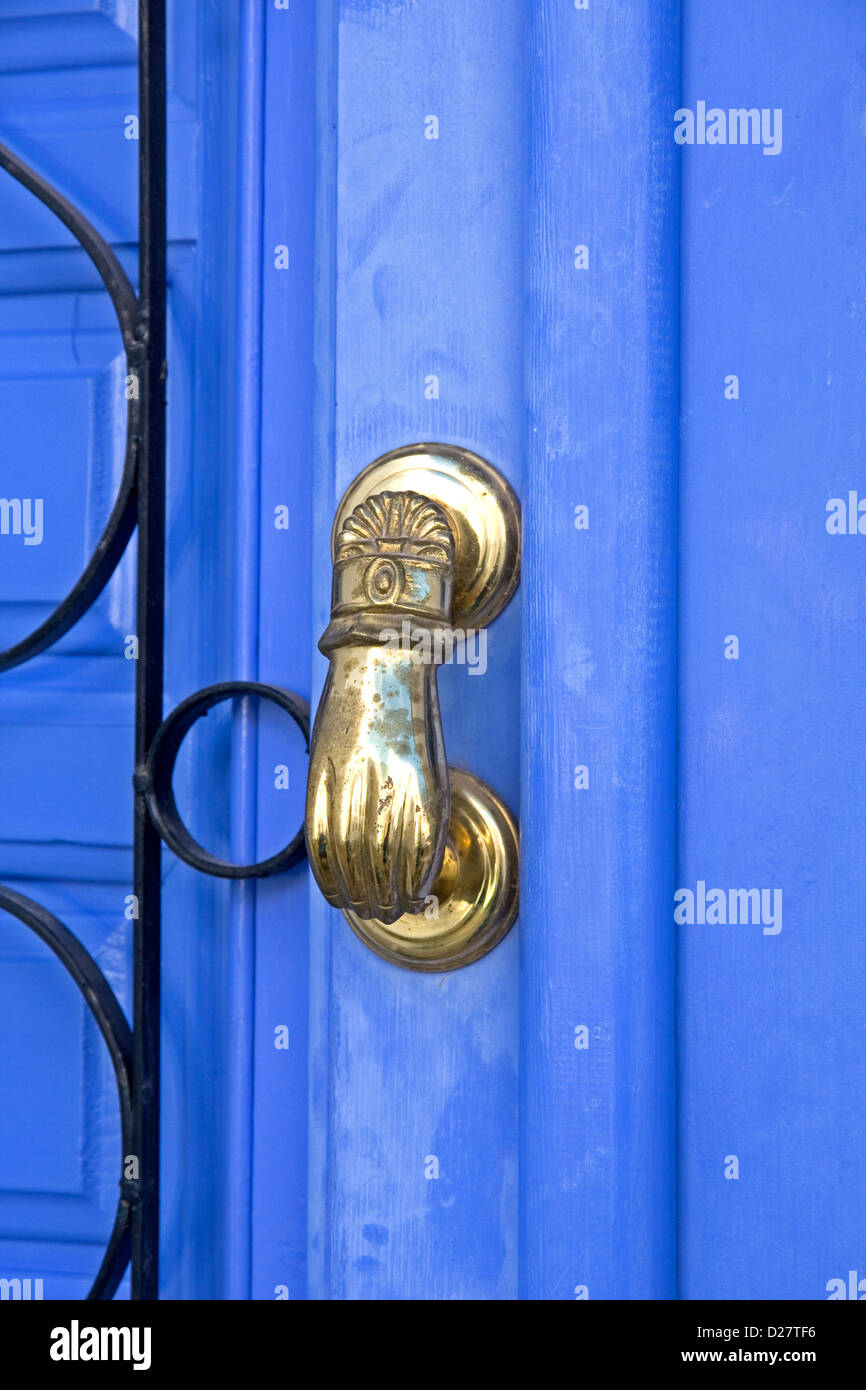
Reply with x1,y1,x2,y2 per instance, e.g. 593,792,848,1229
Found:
0,886,134,1300
144,682,311,878
0,0,309,1301
0,139,143,675
0,128,146,1295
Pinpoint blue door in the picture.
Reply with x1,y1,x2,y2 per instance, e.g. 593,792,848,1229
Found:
0,0,262,1299
2,0,865,1303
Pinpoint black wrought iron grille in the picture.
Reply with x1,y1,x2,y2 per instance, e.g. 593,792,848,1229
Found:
0,1,309,1300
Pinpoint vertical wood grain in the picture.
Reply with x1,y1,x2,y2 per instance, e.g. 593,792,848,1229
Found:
308,0,525,1300
519,0,680,1299
677,0,866,1299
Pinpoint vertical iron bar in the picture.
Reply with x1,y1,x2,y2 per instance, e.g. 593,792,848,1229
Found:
132,0,167,1301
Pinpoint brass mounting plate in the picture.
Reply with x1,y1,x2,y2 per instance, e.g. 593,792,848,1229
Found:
340,768,520,972
332,444,521,630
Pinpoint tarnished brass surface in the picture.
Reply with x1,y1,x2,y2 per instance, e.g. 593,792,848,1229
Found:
306,446,521,969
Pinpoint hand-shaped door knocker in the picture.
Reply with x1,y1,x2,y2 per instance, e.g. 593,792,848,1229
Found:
305,444,520,970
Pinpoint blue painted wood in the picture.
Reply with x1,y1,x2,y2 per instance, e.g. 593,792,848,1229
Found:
520,0,679,1300
0,0,250,1300
296,0,681,1303
306,0,526,1301
219,0,267,1302
0,0,144,1301
6,0,865,1305
250,0,315,1302
157,0,267,1300
261,0,866,1303
677,0,866,1300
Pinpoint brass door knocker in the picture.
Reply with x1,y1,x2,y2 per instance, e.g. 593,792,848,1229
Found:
306,444,520,971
